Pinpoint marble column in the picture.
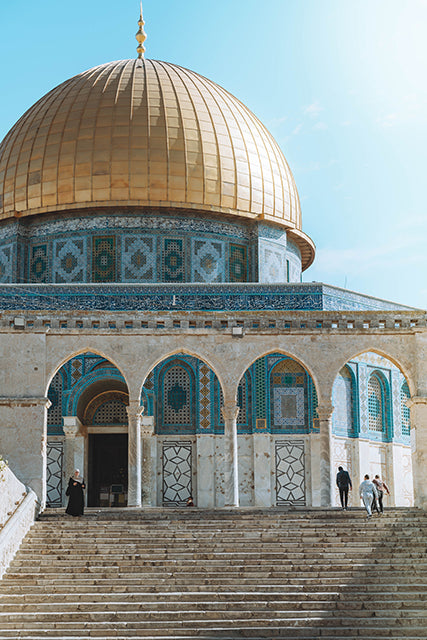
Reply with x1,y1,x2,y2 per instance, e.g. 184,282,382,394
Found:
127,402,143,508
221,403,240,508
141,416,155,507
317,403,334,507
407,396,427,509
63,417,85,478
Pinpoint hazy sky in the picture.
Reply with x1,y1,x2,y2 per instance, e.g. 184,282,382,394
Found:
0,0,426,308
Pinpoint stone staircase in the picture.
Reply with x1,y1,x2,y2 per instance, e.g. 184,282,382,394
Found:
0,507,426,639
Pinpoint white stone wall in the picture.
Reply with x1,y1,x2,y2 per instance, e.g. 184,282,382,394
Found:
0,464,38,578
0,464,27,526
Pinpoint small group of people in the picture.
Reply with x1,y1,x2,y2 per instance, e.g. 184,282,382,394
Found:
336,466,390,519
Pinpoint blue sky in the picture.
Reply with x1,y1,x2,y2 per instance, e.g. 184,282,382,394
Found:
0,0,426,308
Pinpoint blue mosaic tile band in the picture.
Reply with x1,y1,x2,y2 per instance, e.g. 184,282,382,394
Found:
0,283,414,312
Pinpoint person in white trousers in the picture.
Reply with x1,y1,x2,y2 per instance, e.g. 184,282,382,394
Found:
359,474,378,519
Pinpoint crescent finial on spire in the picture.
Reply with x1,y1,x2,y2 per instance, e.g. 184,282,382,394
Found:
136,2,147,59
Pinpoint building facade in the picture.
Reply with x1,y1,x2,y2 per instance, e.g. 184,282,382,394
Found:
0,30,426,512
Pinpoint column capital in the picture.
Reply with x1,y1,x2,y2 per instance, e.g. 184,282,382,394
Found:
316,403,334,422
126,401,144,419
221,403,240,423
63,416,84,438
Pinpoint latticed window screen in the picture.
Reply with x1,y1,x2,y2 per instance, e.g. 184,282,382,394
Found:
368,375,384,432
47,372,63,426
163,366,191,425
93,400,128,424
400,381,411,436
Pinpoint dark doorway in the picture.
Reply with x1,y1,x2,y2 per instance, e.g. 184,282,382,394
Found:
88,433,128,507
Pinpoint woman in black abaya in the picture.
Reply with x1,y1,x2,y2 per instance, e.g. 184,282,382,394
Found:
65,469,85,516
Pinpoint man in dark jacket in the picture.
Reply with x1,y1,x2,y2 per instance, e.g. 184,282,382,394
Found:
336,466,352,510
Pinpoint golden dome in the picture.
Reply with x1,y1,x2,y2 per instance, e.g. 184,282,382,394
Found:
0,59,314,268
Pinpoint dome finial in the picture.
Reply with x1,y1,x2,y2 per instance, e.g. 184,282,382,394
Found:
136,2,147,59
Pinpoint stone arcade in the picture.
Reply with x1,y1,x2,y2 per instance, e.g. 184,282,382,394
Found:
0,11,426,514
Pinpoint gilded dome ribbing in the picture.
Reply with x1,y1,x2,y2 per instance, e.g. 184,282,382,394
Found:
0,58,314,268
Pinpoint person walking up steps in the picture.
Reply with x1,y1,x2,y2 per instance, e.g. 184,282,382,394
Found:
336,466,352,510
359,474,378,519
372,474,390,515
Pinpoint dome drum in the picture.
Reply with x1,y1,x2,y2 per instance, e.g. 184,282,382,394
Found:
0,209,303,284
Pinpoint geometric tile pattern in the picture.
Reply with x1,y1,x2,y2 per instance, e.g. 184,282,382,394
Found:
192,239,225,282
229,243,247,282
53,238,85,283
273,387,305,427
0,243,13,283
92,236,116,282
162,238,184,282
275,440,306,506
199,364,211,429
29,244,49,282
270,359,307,433
46,441,64,507
122,235,156,282
162,442,192,506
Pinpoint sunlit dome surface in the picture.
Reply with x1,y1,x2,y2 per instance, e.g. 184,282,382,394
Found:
0,58,315,268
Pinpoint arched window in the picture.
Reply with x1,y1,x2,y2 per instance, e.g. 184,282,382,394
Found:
332,366,356,437
157,359,196,434
368,373,385,433
400,381,411,437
